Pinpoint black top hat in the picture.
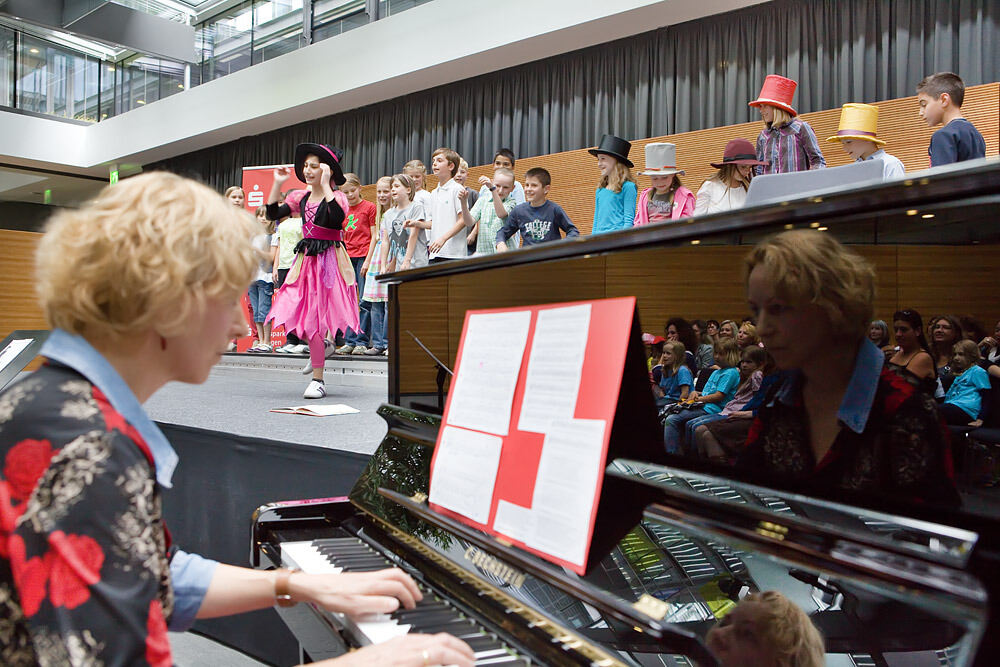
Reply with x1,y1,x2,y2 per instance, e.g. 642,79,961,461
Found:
294,143,346,186
588,134,634,168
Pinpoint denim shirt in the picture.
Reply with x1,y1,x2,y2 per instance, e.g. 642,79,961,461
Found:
40,329,217,631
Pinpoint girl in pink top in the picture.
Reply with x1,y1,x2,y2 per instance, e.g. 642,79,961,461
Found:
634,142,695,225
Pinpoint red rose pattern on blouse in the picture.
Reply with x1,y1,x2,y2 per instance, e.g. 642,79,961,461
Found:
0,364,174,665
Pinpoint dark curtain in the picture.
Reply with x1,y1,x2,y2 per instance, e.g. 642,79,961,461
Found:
149,0,999,188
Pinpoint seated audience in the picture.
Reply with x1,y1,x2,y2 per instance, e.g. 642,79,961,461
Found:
736,322,760,350
0,173,473,667
692,320,715,369
495,168,578,251
737,230,959,507
980,319,1000,366
868,319,890,349
959,315,988,346
695,365,786,463
718,319,738,340
706,319,720,341
886,309,936,393
694,138,765,215
706,590,825,667
644,333,666,373
940,340,992,426
653,341,694,407
663,337,741,454
929,315,964,391
686,346,765,449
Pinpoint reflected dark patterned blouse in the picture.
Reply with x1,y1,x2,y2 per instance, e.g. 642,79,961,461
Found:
739,366,961,507
0,363,173,666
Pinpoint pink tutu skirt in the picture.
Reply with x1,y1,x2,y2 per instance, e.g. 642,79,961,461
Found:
267,248,359,340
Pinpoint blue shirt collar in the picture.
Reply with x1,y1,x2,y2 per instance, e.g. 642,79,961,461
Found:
40,329,178,488
771,339,883,434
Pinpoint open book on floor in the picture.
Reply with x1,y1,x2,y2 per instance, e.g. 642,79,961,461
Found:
270,404,360,417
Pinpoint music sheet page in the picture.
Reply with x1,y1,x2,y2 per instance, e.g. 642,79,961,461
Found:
445,310,532,436
429,426,504,524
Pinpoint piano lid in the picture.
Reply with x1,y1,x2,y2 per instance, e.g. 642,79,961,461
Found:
349,405,989,665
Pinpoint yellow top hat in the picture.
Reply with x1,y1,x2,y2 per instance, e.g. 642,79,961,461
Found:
826,103,886,146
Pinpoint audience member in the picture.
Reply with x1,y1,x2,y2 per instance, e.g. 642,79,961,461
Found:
645,333,666,372
686,345,765,449
382,174,428,271
495,167,579,251
465,167,517,255
737,230,959,506
980,319,1000,366
737,322,760,349
939,339,991,426
423,148,470,263
718,320,738,340
0,172,474,667
361,176,393,355
247,206,276,352
663,337,741,454
665,317,701,372
750,75,826,174
266,143,359,399
338,173,378,355
706,591,825,667
696,365,785,463
929,314,964,391
692,320,715,369
826,103,905,179
695,138,765,215
886,309,936,393
590,134,637,234
706,319,720,340
917,72,987,166
477,148,526,204
634,142,694,224
868,319,890,349
959,315,988,346
653,340,694,407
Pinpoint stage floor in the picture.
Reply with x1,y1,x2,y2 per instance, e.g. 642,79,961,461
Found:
145,354,390,455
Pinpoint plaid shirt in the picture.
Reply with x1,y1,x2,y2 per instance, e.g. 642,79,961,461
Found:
472,190,517,254
755,118,826,175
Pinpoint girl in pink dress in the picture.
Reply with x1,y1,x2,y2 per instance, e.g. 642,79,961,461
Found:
266,143,359,398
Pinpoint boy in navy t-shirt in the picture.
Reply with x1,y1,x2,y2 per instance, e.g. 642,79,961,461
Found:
495,167,579,252
916,72,987,167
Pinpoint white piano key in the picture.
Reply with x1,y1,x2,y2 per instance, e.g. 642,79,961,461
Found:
281,540,344,574
356,619,412,644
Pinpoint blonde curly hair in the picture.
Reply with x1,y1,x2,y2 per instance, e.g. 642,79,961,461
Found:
743,591,825,667
36,172,259,341
743,230,875,341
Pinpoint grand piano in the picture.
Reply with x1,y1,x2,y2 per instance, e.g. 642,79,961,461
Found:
253,159,1000,665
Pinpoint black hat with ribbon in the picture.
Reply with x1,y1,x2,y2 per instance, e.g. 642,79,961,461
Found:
588,134,634,168
294,143,346,186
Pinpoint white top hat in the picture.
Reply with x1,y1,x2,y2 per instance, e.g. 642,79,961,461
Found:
640,143,685,176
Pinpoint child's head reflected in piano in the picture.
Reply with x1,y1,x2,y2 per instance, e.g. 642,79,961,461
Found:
705,590,824,667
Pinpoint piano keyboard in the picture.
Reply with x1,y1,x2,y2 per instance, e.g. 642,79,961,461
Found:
281,538,530,666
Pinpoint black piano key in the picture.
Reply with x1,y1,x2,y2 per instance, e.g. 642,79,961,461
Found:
475,659,527,667
416,620,479,635
462,635,505,652
332,556,390,566
393,603,452,618
400,610,465,626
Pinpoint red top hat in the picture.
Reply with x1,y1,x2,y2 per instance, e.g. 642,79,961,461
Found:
748,75,798,116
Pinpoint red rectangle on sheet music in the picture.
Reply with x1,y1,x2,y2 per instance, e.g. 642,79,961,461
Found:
428,297,636,575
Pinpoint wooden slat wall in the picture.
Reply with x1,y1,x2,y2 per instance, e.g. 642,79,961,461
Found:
0,230,47,371
397,244,999,394
362,83,999,236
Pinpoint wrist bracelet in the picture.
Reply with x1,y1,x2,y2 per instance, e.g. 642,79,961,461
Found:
488,185,496,191
274,568,299,607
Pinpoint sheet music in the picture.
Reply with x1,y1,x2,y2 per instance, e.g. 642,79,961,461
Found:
517,304,592,433
445,310,531,436
0,339,33,373
429,426,504,524
494,418,607,567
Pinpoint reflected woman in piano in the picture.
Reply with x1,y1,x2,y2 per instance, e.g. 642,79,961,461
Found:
738,230,961,507
706,591,824,667
0,173,473,667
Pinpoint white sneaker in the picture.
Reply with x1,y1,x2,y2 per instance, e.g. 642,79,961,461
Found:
301,361,313,374
275,343,294,353
290,344,309,354
335,344,354,355
303,380,326,399
351,346,368,355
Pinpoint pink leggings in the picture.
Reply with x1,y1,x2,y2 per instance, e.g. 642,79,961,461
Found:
309,334,326,369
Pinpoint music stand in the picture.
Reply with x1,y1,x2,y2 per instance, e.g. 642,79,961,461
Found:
404,330,453,412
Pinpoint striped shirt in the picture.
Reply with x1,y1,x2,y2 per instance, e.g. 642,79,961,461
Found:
755,118,826,175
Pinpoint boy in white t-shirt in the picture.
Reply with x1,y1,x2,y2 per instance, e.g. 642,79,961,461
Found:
409,148,470,263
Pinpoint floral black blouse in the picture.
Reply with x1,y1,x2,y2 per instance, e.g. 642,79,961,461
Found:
0,363,173,666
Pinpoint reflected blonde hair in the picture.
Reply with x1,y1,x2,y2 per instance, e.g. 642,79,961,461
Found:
37,172,258,341
742,591,824,667
744,230,875,341
738,322,759,346
768,107,794,128
599,161,635,194
662,340,687,373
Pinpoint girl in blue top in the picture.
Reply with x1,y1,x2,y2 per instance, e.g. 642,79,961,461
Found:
655,341,693,407
663,338,742,454
940,340,992,425
590,134,637,234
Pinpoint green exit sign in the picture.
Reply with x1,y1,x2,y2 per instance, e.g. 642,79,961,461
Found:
110,169,119,184
43,189,52,204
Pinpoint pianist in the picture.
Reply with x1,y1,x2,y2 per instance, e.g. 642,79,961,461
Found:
739,230,960,507
0,173,473,667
